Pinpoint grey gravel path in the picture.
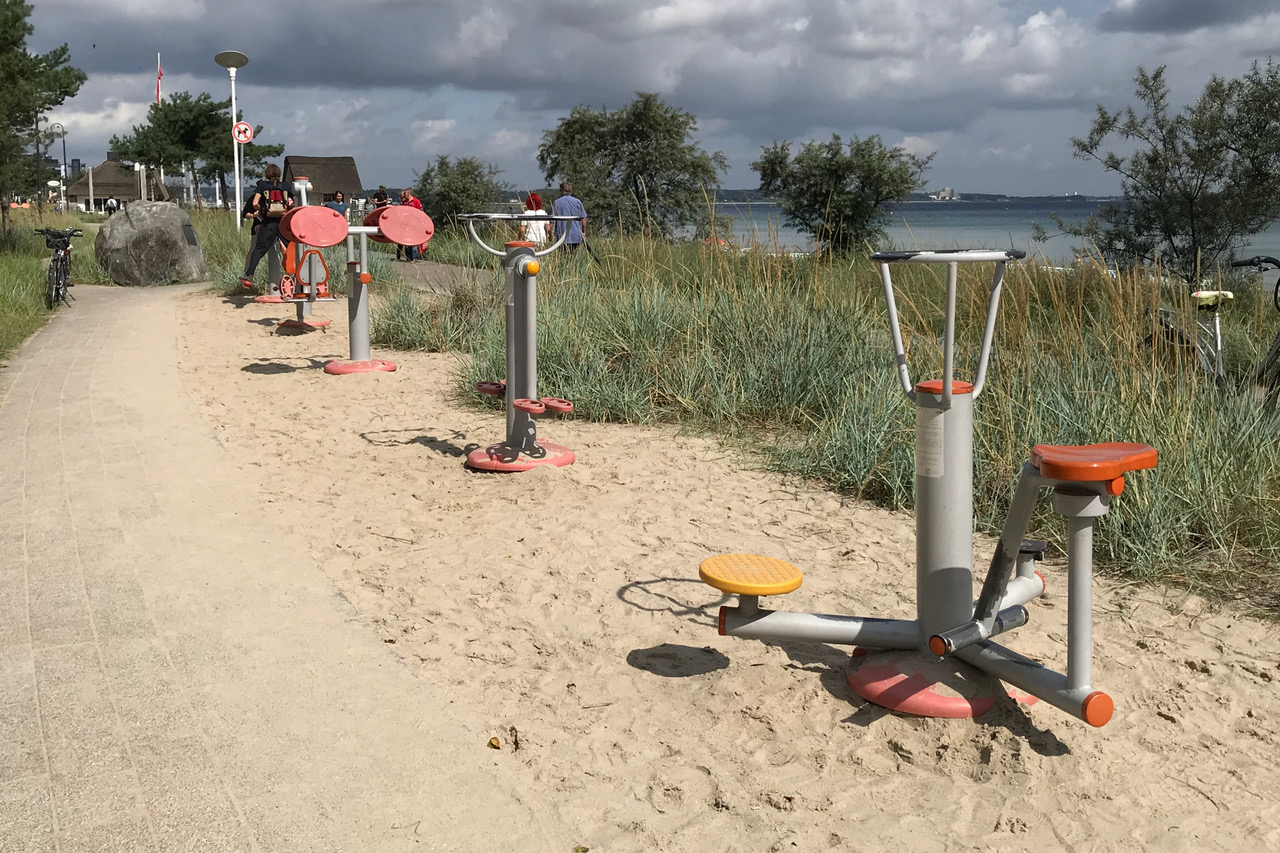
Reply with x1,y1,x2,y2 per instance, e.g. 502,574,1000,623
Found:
0,285,559,852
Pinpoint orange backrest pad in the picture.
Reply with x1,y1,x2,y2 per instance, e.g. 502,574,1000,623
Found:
1030,442,1158,482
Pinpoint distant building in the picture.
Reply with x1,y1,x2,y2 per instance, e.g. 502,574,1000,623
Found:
928,187,961,201
282,156,363,204
65,156,168,211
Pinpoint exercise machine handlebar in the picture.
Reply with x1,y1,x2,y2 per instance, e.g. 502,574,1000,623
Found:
871,249,1025,405
458,212,582,258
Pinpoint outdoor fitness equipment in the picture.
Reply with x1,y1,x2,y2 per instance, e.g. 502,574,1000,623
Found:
458,212,583,472
324,205,435,374
697,249,1159,728
273,179,338,331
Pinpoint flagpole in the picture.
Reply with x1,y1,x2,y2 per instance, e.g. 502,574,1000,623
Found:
156,53,162,103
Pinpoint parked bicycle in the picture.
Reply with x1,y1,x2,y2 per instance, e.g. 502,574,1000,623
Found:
35,227,82,309
1145,280,1235,384
1233,254,1280,394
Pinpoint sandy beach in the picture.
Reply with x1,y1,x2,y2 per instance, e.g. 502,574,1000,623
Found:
175,288,1280,851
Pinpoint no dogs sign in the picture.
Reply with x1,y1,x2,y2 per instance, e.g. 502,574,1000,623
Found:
232,121,254,144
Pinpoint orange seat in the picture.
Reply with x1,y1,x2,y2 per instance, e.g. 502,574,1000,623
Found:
1031,442,1157,483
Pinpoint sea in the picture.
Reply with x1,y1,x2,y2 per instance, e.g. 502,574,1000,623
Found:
716,197,1280,265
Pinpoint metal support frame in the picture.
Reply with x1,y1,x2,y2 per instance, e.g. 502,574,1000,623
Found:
711,248,1137,727
458,213,584,472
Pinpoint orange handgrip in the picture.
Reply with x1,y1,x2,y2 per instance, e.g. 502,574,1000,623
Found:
915,380,974,395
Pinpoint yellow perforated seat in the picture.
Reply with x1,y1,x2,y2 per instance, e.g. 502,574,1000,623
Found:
1192,290,1233,309
699,554,803,596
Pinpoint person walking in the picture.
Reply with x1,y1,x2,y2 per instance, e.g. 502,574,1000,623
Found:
519,193,551,247
397,189,424,261
326,190,349,222
550,182,587,253
238,163,294,290
372,185,390,210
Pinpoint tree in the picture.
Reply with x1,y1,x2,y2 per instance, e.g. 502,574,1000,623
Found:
1060,63,1280,280
537,92,727,238
112,92,283,208
413,155,510,230
0,0,85,231
752,134,932,255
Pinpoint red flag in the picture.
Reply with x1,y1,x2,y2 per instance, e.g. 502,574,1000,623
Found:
156,54,162,103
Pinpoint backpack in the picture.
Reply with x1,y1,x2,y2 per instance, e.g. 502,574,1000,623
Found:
264,184,288,218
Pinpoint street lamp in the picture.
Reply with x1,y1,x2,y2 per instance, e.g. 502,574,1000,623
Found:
49,122,66,210
214,50,249,230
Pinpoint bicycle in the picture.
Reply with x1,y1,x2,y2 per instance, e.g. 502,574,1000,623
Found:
1233,254,1280,395
35,227,83,309
1144,279,1235,384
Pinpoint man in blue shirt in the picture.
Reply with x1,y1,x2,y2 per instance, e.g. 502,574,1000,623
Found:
550,182,587,252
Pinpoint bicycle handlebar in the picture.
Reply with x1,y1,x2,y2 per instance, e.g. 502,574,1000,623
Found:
1233,255,1280,270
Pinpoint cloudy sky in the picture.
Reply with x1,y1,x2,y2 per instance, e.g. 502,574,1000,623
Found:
29,0,1280,197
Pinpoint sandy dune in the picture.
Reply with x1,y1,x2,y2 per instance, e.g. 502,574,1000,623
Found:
177,289,1280,852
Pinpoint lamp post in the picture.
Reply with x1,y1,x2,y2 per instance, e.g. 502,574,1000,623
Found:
49,122,66,210
214,50,249,230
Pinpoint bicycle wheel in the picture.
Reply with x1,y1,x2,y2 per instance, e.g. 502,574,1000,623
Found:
45,260,59,309
1253,328,1280,399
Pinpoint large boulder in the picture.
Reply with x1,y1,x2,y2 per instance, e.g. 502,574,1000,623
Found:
94,201,209,286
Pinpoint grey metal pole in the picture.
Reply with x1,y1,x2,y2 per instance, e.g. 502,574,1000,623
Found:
230,67,241,230
267,241,282,295
1066,515,1093,691
913,387,975,647
504,247,540,452
88,167,94,213
346,234,371,361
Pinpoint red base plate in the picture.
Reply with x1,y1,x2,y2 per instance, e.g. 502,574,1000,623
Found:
324,359,398,375
465,441,575,472
252,294,288,303
278,318,332,330
846,649,1037,719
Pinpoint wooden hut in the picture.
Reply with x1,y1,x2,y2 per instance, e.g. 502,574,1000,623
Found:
282,156,363,204
66,155,167,211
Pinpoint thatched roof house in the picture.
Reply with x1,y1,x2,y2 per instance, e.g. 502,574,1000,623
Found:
66,156,167,210
282,156,362,203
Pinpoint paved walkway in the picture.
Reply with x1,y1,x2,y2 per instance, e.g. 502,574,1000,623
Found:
0,286,558,852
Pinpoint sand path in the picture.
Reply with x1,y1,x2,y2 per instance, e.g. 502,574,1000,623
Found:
176,284,1280,851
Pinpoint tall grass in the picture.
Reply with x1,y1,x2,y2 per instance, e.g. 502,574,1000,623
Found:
373,236,1280,614
0,210,102,360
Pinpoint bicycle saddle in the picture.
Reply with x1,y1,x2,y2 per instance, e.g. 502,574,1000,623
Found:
1191,290,1233,309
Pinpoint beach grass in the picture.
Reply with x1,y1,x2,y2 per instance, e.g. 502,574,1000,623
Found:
0,210,103,361
371,233,1280,615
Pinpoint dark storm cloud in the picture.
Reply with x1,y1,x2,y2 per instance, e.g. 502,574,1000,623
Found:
1097,0,1277,34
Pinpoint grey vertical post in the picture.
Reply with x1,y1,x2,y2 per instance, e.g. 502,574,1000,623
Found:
913,388,975,645
1066,515,1093,691
504,245,538,452
347,234,370,361
296,242,311,321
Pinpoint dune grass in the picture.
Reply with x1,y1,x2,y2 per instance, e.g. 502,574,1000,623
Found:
373,234,1280,615
0,210,106,361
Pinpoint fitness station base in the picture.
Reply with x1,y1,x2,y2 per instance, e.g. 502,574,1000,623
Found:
278,318,331,331
845,647,1036,719
252,294,288,304
465,441,575,472
324,358,397,375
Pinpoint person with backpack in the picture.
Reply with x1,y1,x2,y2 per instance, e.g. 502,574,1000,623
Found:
239,163,294,289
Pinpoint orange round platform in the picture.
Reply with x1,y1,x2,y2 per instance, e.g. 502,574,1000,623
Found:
845,649,1037,719
465,441,575,472
252,294,288,303
277,318,332,330
364,206,435,246
324,359,397,375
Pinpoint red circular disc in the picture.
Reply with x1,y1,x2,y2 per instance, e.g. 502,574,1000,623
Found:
540,397,573,413
513,398,547,414
324,359,397,375
280,206,349,248
465,441,575,472
475,381,506,395
252,295,287,303
363,206,435,245
845,650,1038,719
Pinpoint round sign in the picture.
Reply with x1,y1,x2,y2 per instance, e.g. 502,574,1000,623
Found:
232,121,254,144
